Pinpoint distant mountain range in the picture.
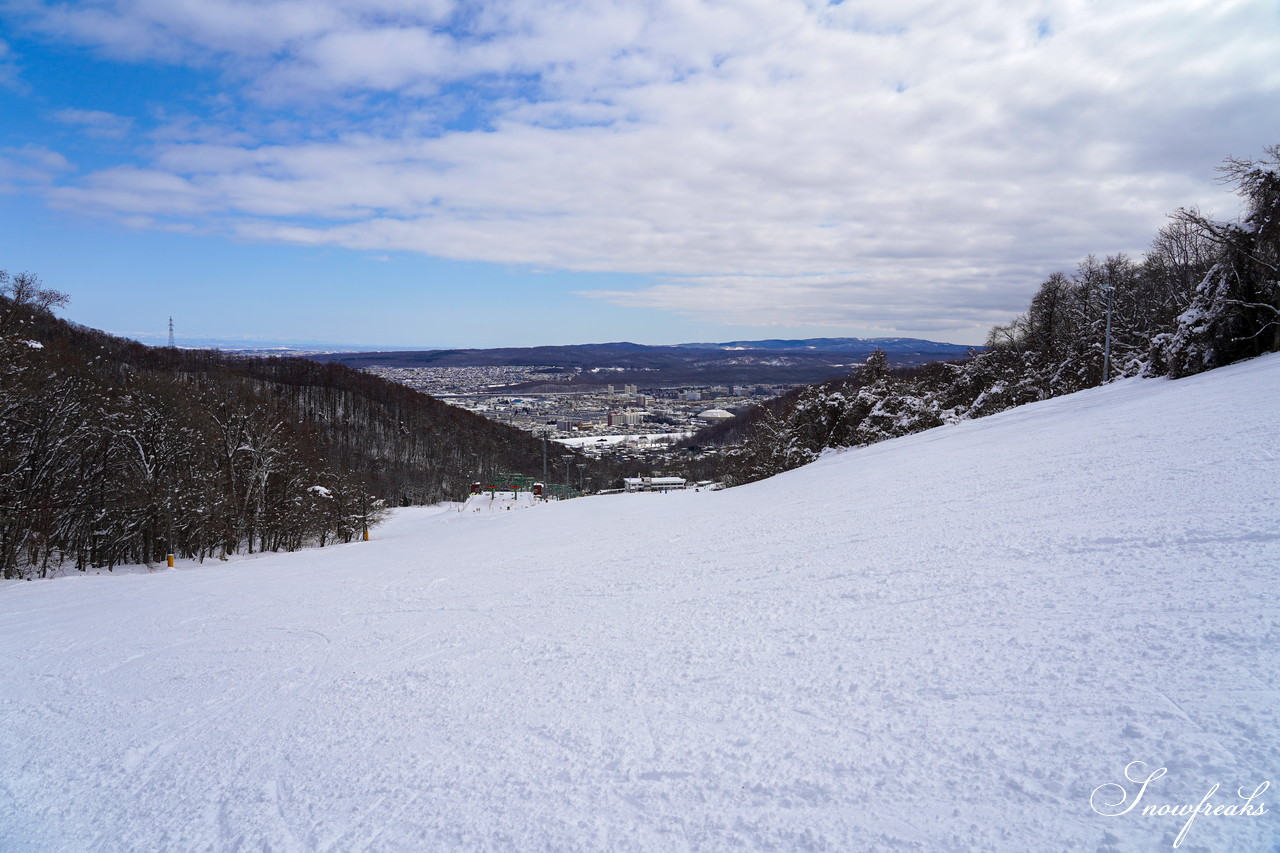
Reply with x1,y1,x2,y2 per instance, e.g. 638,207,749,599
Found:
314,337,978,389
673,337,975,354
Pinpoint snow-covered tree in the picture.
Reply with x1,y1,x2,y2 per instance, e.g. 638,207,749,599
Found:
1153,145,1280,376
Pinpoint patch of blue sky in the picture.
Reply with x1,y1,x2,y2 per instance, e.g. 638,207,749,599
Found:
436,72,547,132
4,37,206,118
0,190,713,348
6,24,554,143
0,40,227,181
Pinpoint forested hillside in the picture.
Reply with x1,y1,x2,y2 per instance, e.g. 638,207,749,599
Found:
0,283,569,578
709,145,1280,484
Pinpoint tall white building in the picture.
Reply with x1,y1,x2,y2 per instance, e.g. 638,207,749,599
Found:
608,411,644,427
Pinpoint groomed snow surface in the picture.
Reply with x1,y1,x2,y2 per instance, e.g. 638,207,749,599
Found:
3,355,1278,852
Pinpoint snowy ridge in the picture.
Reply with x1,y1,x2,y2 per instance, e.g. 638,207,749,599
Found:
2,355,1278,851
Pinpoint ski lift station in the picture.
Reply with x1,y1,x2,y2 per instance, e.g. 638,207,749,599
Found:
622,476,688,492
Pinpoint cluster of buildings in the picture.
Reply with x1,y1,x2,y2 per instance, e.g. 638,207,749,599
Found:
362,366,782,441
363,365,571,396
485,388,743,440
362,365,798,476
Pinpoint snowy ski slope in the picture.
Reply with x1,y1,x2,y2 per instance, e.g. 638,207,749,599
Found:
458,490,540,513
2,354,1278,851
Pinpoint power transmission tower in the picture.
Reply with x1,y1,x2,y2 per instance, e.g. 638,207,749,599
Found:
168,317,175,348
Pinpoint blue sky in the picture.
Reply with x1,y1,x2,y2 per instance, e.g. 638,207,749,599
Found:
1,0,1277,349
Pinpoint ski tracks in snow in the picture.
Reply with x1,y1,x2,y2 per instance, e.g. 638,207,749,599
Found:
2,355,1279,850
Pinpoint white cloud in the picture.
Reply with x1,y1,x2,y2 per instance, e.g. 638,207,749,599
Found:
0,145,72,191
10,0,1280,334
51,108,135,138
0,37,23,89
24,0,453,63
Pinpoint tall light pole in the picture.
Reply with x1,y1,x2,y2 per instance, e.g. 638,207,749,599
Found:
536,427,552,481
1101,281,1115,384
562,454,573,492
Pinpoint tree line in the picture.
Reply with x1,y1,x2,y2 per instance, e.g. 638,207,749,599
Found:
707,145,1279,485
0,285,585,579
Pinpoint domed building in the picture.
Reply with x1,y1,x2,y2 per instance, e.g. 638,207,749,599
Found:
696,408,735,423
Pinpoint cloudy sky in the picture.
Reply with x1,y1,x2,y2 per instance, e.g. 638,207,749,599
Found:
1,0,1276,348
